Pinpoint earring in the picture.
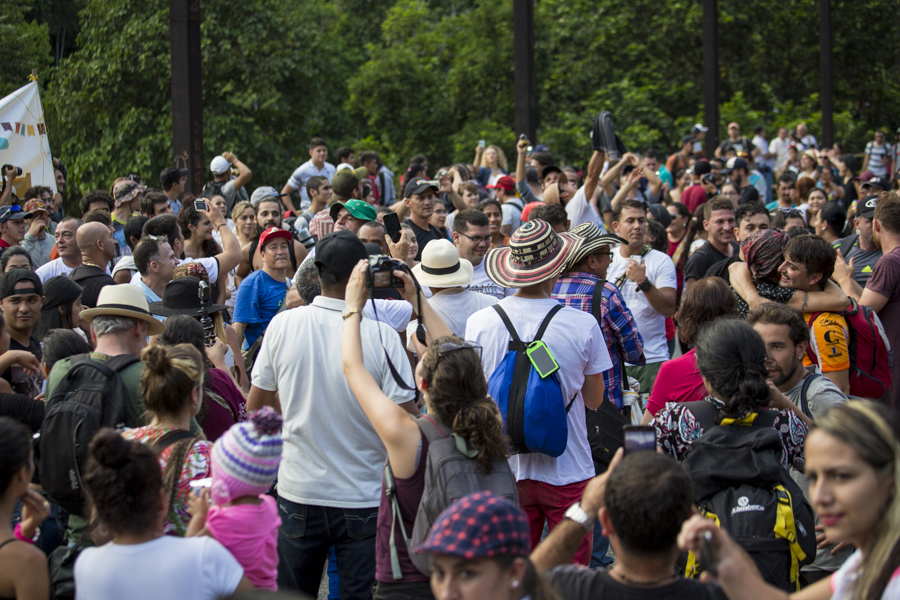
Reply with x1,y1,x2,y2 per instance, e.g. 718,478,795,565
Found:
512,581,519,589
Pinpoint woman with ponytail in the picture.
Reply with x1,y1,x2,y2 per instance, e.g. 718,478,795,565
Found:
653,319,807,469
122,343,211,536
680,399,900,600
342,260,511,600
74,429,253,599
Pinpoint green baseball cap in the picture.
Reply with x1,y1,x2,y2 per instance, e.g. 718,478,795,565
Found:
330,199,377,223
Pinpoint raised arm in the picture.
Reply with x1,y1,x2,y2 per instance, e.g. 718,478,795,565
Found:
610,167,644,211
222,152,252,191
472,144,484,171
202,201,242,275
280,182,298,215
582,150,606,203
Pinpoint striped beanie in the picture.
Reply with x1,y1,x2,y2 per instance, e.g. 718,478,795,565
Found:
210,407,283,505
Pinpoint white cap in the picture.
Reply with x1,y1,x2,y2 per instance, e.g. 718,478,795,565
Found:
210,155,231,175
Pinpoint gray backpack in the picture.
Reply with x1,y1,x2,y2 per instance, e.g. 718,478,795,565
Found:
385,414,518,578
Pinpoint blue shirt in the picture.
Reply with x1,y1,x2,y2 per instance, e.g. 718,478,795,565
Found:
233,270,291,350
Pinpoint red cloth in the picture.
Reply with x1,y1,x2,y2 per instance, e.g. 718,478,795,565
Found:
520,201,543,222
201,368,247,442
681,185,707,213
645,348,706,417
516,478,592,566
665,317,675,341
50,243,59,260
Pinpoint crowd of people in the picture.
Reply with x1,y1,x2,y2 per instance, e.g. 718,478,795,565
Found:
0,113,898,600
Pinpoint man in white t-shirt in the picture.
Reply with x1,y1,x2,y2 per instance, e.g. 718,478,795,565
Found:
452,209,511,300
769,127,792,175
466,220,611,566
604,199,677,396
249,230,417,597
280,137,336,214
35,217,82,283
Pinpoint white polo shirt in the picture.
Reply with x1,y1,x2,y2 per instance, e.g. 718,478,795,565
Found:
252,295,415,508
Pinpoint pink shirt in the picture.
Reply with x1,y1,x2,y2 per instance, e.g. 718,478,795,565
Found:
206,494,281,590
646,348,706,417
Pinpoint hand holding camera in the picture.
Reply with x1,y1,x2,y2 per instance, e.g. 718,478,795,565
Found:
2,165,22,180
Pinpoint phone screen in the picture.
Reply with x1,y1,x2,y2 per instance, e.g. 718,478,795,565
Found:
623,426,656,454
630,255,644,264
194,200,208,212
383,213,402,243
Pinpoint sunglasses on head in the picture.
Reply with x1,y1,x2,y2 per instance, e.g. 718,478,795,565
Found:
434,340,482,365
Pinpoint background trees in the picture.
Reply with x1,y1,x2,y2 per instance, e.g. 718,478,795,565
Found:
4,0,899,206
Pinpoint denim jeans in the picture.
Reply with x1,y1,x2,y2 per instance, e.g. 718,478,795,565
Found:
758,165,775,204
590,519,614,568
277,496,379,600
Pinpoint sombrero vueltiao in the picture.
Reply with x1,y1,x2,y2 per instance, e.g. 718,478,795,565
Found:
483,219,584,288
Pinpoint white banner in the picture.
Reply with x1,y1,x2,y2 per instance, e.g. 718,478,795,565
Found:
0,81,57,197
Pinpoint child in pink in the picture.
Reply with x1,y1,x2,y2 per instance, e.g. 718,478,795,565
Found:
187,407,282,590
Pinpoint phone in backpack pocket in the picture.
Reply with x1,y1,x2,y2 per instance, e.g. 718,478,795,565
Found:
526,341,559,379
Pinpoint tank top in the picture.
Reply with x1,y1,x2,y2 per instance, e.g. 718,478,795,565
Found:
375,432,430,583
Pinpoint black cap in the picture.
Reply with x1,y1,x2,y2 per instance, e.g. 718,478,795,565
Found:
864,177,889,191
857,195,878,219
648,203,672,228
404,177,439,198
721,157,748,175
681,134,695,145
0,269,42,300
314,230,367,283
149,276,227,316
540,165,562,181
160,167,188,188
692,161,712,176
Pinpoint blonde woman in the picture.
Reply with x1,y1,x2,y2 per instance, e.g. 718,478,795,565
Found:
474,144,509,189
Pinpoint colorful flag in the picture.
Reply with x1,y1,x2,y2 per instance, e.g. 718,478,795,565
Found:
0,82,57,194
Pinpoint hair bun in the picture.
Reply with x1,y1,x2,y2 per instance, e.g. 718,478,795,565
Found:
90,429,132,470
249,406,283,437
140,345,169,375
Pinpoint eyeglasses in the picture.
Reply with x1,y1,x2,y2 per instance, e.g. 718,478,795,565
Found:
435,341,482,366
458,232,492,245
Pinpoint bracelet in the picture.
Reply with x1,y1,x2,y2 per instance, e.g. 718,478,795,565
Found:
216,223,228,229
13,522,38,544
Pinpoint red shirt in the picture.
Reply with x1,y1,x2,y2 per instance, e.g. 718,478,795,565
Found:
646,348,706,417
0,239,10,249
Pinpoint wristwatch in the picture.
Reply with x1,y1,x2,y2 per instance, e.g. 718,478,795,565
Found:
637,278,652,293
564,502,594,532
342,307,363,320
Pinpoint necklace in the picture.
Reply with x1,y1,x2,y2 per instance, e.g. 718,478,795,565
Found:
609,565,677,587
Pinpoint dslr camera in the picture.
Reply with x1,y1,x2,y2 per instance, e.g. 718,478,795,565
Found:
366,255,409,289
2,165,22,177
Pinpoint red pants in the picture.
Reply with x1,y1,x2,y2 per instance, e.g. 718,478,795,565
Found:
516,478,593,565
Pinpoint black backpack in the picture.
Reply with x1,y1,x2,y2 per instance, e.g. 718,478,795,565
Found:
681,400,816,591
199,180,227,202
39,354,140,517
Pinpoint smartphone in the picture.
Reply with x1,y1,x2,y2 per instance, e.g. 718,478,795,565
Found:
189,477,212,489
519,133,529,142
623,426,656,454
630,255,644,264
194,199,208,211
526,341,559,379
383,212,402,243
478,139,486,148
699,531,718,576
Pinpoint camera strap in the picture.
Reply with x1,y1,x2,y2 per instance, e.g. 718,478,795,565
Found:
369,274,426,393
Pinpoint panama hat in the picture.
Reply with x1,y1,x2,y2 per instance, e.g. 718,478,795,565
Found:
411,239,473,288
483,219,583,288
567,223,627,266
80,284,166,336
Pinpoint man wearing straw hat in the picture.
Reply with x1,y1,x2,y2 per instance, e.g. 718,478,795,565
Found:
466,219,612,565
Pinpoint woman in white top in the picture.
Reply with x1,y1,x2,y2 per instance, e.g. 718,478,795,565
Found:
74,429,255,600
679,400,900,600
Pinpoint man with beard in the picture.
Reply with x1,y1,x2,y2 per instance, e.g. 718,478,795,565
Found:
683,196,737,289
236,196,308,282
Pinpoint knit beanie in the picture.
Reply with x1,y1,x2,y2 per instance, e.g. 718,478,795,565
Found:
210,406,283,505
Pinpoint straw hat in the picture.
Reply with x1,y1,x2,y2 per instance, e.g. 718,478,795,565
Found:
80,284,165,335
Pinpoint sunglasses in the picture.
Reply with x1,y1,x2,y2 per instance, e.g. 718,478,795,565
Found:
435,341,482,365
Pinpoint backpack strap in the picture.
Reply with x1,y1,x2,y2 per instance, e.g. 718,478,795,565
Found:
104,354,140,373
773,484,808,589
248,237,259,272
837,234,857,260
414,414,450,442
152,429,194,453
534,304,563,342
799,373,822,419
492,305,524,351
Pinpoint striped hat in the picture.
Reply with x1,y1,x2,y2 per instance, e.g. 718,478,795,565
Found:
483,219,583,288
567,223,626,266
210,407,283,505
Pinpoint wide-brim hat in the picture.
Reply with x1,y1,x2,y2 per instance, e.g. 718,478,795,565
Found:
81,284,166,336
149,276,227,317
411,239,473,287
567,223,626,266
483,219,583,288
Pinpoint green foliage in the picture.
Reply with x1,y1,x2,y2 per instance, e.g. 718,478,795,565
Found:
0,0,51,97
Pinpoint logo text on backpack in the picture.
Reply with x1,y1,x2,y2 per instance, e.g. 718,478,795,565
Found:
732,495,764,515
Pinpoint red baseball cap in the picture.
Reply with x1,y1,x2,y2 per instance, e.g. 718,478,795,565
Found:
258,227,292,254
487,175,516,191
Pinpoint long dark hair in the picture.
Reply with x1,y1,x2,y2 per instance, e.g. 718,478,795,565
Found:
694,319,769,417
0,417,31,496
419,336,508,473
178,199,222,258
34,276,83,341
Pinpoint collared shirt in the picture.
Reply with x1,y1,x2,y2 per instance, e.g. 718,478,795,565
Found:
251,296,415,508
553,273,644,408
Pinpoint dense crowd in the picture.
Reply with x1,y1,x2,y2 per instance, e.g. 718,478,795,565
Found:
0,113,898,600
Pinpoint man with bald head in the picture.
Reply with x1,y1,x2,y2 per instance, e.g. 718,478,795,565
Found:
69,221,118,308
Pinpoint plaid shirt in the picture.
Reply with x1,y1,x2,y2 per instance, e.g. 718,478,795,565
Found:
308,207,334,240
553,272,645,408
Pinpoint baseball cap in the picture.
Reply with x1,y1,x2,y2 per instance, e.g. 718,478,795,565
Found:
314,230,367,283
250,186,280,207
23,198,48,214
113,180,141,207
329,199,377,223
0,269,42,301
258,227,292,253
210,156,231,175
404,178,439,198
486,175,515,192
721,157,748,175
160,167,188,188
864,177,889,191
857,194,878,219
692,161,712,176
0,205,31,224
541,165,563,181
692,123,709,134
332,169,361,199
648,203,672,229
854,171,876,183
681,134,695,145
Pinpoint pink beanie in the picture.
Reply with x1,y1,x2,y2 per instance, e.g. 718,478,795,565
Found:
210,407,283,505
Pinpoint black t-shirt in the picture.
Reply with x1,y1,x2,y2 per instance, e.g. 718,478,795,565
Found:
705,254,742,284
1,335,43,397
405,219,443,262
69,264,116,309
684,241,738,282
546,565,726,600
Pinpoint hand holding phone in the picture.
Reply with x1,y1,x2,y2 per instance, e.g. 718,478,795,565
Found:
623,426,655,454
383,212,402,243
194,199,208,212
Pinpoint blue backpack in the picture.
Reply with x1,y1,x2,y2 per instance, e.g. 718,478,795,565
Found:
487,304,575,458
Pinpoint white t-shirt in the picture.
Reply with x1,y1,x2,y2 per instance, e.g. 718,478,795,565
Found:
753,135,774,170
466,259,512,300
252,296,415,507
605,248,677,363
287,160,336,210
465,296,611,486
364,298,413,332
769,136,792,170
501,200,523,233
830,549,900,600
35,257,76,283
74,536,243,600
565,186,604,229
130,256,220,285
406,287,497,350
111,255,136,278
